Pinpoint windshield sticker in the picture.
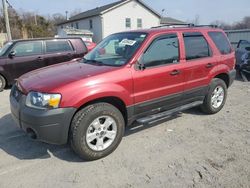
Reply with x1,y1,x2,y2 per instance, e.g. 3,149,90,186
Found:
119,39,137,46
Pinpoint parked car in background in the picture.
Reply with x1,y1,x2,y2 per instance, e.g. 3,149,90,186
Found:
0,37,88,91
84,41,96,51
236,40,250,66
10,26,236,160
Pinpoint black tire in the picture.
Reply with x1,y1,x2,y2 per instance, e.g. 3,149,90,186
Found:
70,103,125,161
0,75,6,92
201,78,227,114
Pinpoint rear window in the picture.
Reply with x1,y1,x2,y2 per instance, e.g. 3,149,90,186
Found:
183,32,211,60
208,32,232,54
45,40,73,53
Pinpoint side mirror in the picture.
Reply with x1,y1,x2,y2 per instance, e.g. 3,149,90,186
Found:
135,55,145,70
8,51,16,58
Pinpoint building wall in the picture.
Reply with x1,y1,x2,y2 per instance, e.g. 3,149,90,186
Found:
225,29,250,49
102,0,160,38
57,16,103,43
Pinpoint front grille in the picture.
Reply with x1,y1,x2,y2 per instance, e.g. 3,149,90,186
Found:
11,85,23,102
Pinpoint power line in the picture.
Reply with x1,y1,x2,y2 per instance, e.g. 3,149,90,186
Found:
5,0,13,8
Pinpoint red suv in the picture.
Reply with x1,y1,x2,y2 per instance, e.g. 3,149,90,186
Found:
10,26,236,160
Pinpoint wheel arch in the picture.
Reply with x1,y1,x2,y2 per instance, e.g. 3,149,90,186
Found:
214,73,230,88
67,96,128,144
0,72,8,88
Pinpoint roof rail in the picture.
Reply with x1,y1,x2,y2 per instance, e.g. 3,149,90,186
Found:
151,24,218,29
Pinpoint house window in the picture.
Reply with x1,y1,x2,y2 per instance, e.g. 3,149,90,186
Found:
125,18,131,28
89,19,93,29
137,18,142,28
75,22,79,29
71,23,74,28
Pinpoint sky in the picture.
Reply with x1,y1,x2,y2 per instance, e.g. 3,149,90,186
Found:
5,0,250,24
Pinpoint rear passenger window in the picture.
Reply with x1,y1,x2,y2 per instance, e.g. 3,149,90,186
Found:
208,32,232,54
143,34,179,67
45,40,73,53
183,32,211,60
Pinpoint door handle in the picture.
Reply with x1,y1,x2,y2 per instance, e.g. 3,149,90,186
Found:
37,57,43,61
170,70,181,76
206,63,214,68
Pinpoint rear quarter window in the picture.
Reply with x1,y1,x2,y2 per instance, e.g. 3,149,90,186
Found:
45,40,73,53
208,31,232,54
73,39,88,53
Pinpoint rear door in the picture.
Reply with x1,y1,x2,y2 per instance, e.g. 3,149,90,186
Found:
181,32,216,104
235,40,250,64
5,40,44,80
43,39,76,66
132,33,185,116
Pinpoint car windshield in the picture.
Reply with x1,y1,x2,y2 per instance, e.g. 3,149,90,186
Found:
83,32,147,66
0,42,12,56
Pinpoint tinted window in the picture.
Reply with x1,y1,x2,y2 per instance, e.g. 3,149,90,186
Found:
183,32,211,60
45,40,73,53
208,31,232,54
143,34,179,67
0,42,13,56
13,41,43,57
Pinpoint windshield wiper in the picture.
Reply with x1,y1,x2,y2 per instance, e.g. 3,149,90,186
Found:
83,58,104,66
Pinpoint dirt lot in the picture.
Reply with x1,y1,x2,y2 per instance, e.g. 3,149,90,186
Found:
0,80,249,188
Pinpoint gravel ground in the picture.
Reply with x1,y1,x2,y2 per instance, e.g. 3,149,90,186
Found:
0,80,249,188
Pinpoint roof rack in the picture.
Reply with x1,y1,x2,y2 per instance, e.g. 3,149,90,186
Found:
151,24,218,29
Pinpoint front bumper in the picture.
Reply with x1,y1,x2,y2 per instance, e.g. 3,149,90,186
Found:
228,69,236,87
10,86,77,145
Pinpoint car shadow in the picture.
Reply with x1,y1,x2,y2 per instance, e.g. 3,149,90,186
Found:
0,108,202,162
0,114,84,162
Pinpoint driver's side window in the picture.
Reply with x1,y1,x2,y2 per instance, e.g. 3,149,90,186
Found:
12,41,43,57
143,34,179,68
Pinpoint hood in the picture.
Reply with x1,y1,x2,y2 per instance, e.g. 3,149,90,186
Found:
18,59,119,93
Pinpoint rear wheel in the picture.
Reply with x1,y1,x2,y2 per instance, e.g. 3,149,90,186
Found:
201,78,227,114
70,103,125,161
0,75,6,92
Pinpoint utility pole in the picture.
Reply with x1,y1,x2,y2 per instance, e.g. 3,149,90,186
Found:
65,11,68,20
2,0,12,41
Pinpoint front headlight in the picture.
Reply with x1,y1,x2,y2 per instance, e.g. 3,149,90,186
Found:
26,92,61,109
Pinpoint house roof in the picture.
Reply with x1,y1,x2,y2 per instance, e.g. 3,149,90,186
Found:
160,17,185,25
57,0,161,25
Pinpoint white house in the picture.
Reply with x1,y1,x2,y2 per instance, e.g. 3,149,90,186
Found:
57,0,184,43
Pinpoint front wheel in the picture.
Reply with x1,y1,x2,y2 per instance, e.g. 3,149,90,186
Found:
201,78,227,114
70,103,125,161
0,75,6,92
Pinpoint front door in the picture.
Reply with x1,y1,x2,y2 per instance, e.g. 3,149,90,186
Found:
132,33,185,116
5,41,44,82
